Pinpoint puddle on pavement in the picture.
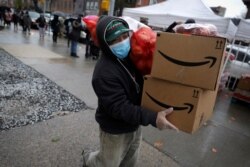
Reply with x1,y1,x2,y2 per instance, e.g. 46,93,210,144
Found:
48,58,73,64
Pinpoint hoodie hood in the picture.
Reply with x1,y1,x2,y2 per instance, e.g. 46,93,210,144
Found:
96,16,130,59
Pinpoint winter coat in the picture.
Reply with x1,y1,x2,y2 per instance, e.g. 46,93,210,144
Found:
36,16,46,28
92,16,157,134
23,13,31,27
12,13,19,24
51,17,60,33
68,19,83,41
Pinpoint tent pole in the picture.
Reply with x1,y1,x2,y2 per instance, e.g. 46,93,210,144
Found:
108,0,115,16
222,38,235,74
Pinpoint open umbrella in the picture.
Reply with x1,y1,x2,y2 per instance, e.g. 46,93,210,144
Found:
0,6,11,13
52,11,65,17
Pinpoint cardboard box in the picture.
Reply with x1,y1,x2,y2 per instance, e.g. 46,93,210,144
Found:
233,89,250,103
141,76,218,133
151,32,226,90
237,77,250,91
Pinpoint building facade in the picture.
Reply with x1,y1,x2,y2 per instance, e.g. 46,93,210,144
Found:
48,0,99,16
0,0,14,6
50,0,74,14
136,0,165,7
74,0,99,15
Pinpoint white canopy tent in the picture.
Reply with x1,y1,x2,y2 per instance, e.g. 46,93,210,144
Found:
222,19,250,71
122,0,238,39
124,0,217,19
221,19,250,89
234,19,250,42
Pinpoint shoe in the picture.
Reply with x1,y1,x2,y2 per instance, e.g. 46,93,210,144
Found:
81,149,91,167
71,53,79,58
92,56,98,60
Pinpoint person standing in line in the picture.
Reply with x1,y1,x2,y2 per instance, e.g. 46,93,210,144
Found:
12,11,19,32
22,11,31,34
64,18,72,47
69,15,84,58
19,10,24,31
84,28,91,58
82,15,178,167
4,10,12,27
18,10,24,31
36,14,47,39
50,15,60,43
0,11,3,26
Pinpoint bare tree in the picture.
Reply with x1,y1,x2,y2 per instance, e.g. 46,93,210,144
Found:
32,0,42,12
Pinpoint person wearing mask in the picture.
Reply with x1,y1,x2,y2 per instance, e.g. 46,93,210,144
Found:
165,18,196,33
36,14,47,39
82,15,178,167
50,15,60,43
68,15,84,58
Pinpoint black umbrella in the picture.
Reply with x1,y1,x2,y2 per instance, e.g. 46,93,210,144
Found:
0,6,10,13
52,11,65,17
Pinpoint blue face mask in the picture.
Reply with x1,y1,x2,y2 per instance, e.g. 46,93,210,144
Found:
110,38,130,59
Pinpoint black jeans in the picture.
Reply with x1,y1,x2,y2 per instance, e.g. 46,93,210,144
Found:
53,31,58,42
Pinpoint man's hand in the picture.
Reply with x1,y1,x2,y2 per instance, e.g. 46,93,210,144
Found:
156,107,179,131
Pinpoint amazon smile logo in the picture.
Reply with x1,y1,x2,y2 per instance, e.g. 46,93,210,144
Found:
158,50,217,68
146,92,193,113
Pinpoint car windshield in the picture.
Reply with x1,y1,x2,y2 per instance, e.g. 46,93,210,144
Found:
29,11,40,18
44,13,50,17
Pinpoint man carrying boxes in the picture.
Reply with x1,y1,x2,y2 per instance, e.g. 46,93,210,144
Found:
82,16,178,167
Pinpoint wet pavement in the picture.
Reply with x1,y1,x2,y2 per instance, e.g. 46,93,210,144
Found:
0,26,179,167
0,25,250,167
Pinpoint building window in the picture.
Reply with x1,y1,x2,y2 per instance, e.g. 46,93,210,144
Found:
127,0,137,3
149,0,158,5
137,0,142,5
86,1,98,10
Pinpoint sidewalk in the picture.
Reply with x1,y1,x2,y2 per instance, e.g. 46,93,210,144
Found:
2,27,249,167
0,43,179,166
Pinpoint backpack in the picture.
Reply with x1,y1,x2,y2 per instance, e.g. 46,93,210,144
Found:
39,17,46,27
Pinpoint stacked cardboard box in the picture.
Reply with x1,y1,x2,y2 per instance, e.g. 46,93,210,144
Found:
237,77,250,91
141,32,226,133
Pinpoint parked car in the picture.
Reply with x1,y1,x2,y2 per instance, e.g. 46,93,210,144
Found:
44,12,53,24
226,44,250,64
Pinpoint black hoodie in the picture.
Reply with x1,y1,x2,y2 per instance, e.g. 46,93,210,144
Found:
92,16,157,134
